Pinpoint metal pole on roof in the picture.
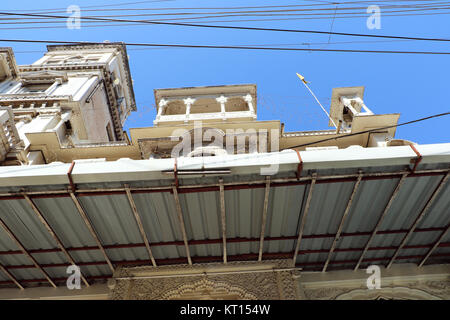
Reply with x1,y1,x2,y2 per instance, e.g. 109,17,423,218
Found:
295,73,338,129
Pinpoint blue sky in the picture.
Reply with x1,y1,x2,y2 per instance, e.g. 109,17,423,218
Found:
2,0,449,144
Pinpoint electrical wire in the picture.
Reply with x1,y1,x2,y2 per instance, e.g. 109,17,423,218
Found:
8,0,448,13
4,5,450,23
11,39,415,54
2,10,450,31
2,3,450,23
283,112,450,149
0,11,449,42
1,38,449,55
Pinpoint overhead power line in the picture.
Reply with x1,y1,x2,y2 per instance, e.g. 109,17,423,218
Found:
1,38,449,55
2,11,450,31
6,0,447,13
283,112,450,150
3,5,450,24
5,2,450,16
0,11,449,42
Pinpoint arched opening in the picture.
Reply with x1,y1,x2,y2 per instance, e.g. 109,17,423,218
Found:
164,100,185,115
162,279,258,300
226,97,248,112
190,98,221,114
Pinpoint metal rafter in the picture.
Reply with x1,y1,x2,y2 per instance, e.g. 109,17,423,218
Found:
69,191,115,273
172,186,192,265
124,185,157,267
354,173,408,270
23,194,90,287
322,174,362,272
258,177,271,261
0,262,23,289
0,217,56,288
219,179,227,264
419,223,450,267
292,174,317,265
387,171,450,268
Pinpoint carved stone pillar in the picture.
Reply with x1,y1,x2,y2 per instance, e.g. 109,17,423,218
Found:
216,95,227,121
183,97,195,123
156,98,167,120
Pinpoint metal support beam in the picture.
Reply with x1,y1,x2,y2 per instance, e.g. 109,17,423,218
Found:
0,168,447,200
0,227,443,257
322,174,362,272
0,262,23,289
418,223,450,267
354,173,408,270
124,186,157,267
409,144,423,173
386,171,450,268
0,217,56,288
2,246,449,273
258,177,271,261
172,186,192,265
69,191,115,273
292,174,317,265
219,179,227,264
2,242,448,271
23,194,90,287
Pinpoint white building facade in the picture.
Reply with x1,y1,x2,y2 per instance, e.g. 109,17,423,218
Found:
0,43,136,165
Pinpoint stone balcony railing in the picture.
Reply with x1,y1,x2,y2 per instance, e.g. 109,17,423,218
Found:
154,110,257,125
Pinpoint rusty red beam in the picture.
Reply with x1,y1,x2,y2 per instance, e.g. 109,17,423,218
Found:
0,275,110,287
296,252,450,268
67,161,76,193
0,170,446,201
0,251,449,287
4,242,449,271
0,227,445,256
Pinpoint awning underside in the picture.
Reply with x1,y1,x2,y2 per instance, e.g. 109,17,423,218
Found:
0,162,448,289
